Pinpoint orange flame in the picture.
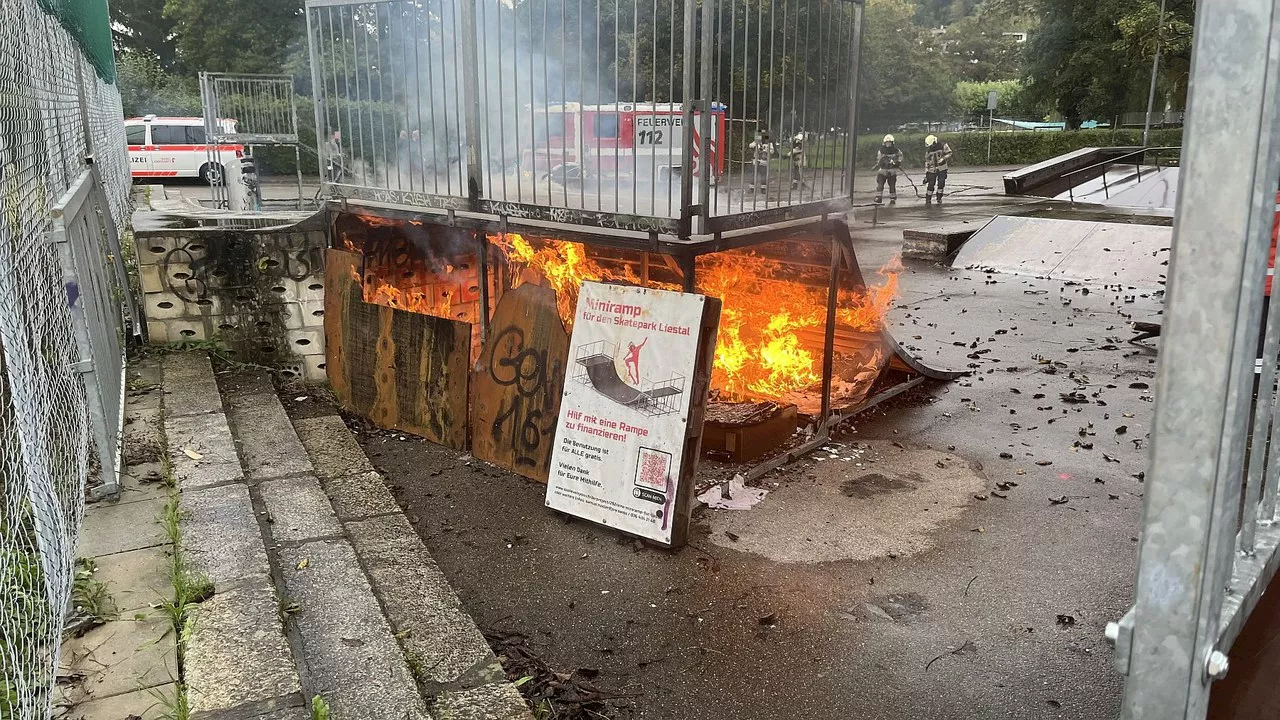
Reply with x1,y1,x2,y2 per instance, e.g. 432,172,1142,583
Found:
487,233,899,401
350,265,456,317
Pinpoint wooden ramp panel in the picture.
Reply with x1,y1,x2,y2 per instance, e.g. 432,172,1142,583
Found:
470,282,569,483
324,249,470,450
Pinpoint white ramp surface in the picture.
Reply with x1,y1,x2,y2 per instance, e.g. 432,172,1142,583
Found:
953,215,1171,289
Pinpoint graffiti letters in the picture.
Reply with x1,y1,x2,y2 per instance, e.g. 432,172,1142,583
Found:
487,325,565,470
160,234,325,303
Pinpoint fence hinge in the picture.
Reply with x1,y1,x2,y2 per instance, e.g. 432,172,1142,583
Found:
1106,606,1136,675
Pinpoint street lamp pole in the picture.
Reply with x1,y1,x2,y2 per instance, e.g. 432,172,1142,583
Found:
1141,0,1168,148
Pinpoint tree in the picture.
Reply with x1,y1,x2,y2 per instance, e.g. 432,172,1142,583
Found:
935,0,1037,82
912,0,980,26
953,79,1045,122
116,52,202,117
1114,0,1194,112
858,0,954,130
1024,0,1194,127
162,0,306,74
111,0,179,71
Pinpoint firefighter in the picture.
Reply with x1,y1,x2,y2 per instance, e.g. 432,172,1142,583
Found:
924,134,953,205
747,130,775,193
874,134,902,205
787,133,808,189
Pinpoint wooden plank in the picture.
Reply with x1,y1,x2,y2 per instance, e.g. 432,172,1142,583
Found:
324,248,470,449
703,403,798,463
667,296,723,548
470,282,569,483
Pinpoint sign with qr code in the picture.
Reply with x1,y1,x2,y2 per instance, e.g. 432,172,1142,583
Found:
545,282,719,545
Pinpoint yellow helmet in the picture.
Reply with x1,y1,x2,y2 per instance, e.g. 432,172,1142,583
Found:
883,134,895,143
925,134,938,146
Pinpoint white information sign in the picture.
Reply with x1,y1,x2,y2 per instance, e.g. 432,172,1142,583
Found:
546,281,709,544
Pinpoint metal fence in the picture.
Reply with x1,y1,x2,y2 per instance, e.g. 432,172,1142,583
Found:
0,0,132,717
305,0,863,236
1110,0,1280,717
199,72,305,209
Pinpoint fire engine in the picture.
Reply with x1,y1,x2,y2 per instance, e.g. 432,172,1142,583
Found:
518,102,727,183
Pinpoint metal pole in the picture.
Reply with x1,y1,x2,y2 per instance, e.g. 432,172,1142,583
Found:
844,2,863,203
820,222,838,425
1142,0,1168,148
679,0,698,235
477,231,491,343
679,252,696,293
459,0,485,202
696,0,716,233
1121,0,1280,717
987,109,993,164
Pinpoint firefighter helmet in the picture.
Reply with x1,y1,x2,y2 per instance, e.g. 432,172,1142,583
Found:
925,134,938,146
883,134,895,144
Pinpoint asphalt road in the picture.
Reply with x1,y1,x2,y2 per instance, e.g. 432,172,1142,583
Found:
357,196,1162,718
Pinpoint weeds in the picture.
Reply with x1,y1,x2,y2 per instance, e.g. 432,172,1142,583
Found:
311,695,331,720
277,593,302,625
67,558,116,634
149,680,191,720
156,493,212,628
154,490,210,719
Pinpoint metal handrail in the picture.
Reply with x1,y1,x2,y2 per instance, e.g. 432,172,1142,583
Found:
1064,146,1181,203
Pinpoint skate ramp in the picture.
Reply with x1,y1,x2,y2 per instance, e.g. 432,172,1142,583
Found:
1053,166,1180,211
578,353,683,413
952,215,1171,289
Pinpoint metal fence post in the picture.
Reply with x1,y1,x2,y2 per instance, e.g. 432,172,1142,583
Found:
844,0,863,204
678,0,698,237
459,0,485,203
1121,1,1280,718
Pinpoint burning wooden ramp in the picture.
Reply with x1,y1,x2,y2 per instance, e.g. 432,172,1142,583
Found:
325,212,964,477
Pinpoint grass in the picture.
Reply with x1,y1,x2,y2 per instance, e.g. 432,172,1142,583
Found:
277,592,302,625
157,492,213,628
149,680,191,720
68,557,117,632
311,695,331,720
152,485,211,720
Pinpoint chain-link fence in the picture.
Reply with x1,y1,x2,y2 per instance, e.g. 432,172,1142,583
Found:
0,0,131,717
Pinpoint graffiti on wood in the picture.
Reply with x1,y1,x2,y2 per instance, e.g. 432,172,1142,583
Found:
471,282,569,482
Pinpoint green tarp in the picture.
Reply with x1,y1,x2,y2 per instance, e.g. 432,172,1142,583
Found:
36,0,116,83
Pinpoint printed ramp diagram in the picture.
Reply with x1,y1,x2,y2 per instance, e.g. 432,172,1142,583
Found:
574,340,684,417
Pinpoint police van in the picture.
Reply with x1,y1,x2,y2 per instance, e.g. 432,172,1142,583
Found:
125,115,242,184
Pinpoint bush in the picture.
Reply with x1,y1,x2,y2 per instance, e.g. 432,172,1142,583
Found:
116,53,201,118
856,127,1184,169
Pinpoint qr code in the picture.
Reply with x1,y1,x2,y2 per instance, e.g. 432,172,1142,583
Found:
635,447,672,490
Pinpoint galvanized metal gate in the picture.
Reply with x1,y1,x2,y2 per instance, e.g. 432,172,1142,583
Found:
50,163,133,498
1111,0,1280,717
303,0,864,237
199,72,305,210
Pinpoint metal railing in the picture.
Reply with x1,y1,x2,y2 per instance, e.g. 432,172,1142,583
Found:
304,0,864,236
1110,0,1280,717
1122,110,1186,128
1062,146,1180,203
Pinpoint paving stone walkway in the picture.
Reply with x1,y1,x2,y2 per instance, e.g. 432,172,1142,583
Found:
66,351,531,720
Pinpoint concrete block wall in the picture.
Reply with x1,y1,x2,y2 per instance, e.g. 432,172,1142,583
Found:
135,224,329,382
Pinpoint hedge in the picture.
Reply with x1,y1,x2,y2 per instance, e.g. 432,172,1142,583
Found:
855,128,1184,169
250,114,1185,178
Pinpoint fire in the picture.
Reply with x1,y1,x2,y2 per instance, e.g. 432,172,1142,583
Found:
490,232,642,325
488,233,899,401
349,264,456,317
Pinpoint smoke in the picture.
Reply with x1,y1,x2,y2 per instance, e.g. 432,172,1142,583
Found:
313,0,853,219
